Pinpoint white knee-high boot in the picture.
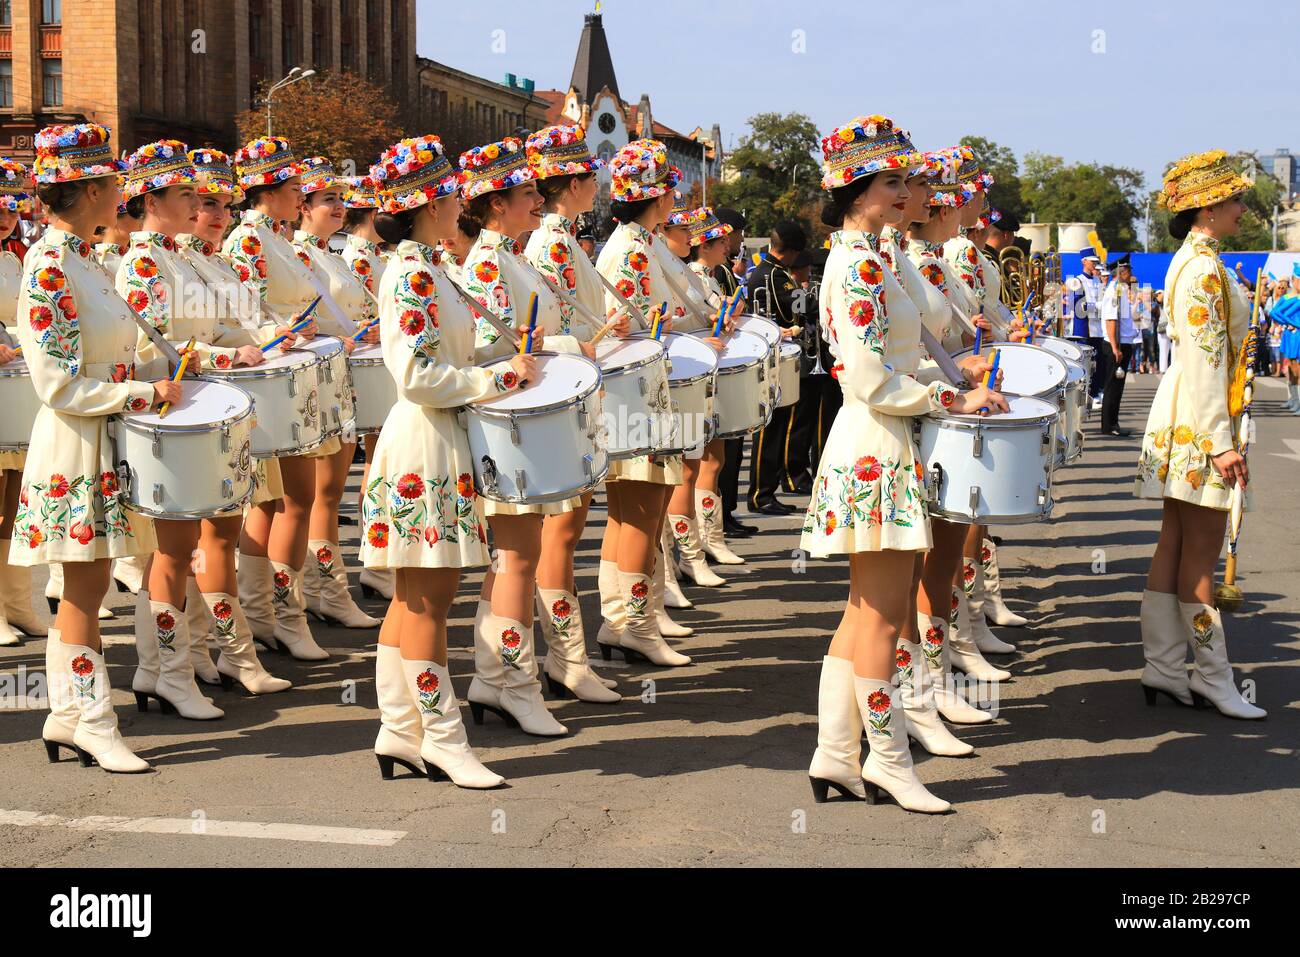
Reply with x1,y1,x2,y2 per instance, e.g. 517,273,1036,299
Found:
1139,589,1192,706
807,655,866,801
653,551,694,638
235,554,277,640
268,561,329,660
374,644,424,778
963,558,1015,654
55,639,150,774
896,638,974,757
467,607,567,736
696,488,744,565
202,591,291,694
1181,601,1266,719
538,587,620,702
917,609,992,724
606,570,690,667
950,584,1011,681
185,577,221,685
0,542,46,638
979,539,1027,627
401,657,504,788
856,677,951,813
138,600,224,720
669,513,725,587
305,539,381,628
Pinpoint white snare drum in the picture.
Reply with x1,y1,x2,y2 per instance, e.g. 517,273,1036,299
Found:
0,358,40,451
777,341,801,408
462,352,607,504
954,341,1069,400
733,314,781,401
917,395,1058,525
659,332,719,457
295,336,354,437
208,348,324,456
1061,337,1096,395
695,329,769,438
1061,361,1087,464
349,342,397,435
595,334,673,459
112,379,255,519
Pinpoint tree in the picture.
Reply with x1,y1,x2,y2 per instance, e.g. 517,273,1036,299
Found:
960,135,1025,221
1020,153,1144,250
236,71,408,177
710,112,823,242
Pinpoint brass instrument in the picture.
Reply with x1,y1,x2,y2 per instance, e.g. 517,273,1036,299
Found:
795,280,826,375
999,246,1028,331
1043,247,1064,337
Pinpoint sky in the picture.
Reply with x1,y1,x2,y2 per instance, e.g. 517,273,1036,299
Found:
415,0,1298,194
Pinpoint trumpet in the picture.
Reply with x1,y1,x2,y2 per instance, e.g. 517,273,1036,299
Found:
794,280,826,375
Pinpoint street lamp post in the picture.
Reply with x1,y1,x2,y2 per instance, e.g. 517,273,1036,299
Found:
701,140,708,207
265,67,317,137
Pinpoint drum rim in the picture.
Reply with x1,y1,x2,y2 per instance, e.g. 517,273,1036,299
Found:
0,364,29,376
468,351,602,419
123,492,254,521
659,331,720,384
212,352,324,378
733,314,782,346
348,353,386,367
117,386,255,434
597,337,669,378
476,461,610,505
953,344,1070,397
926,500,1054,525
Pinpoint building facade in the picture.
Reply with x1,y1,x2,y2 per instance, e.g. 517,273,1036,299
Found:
1259,149,1297,203
415,58,548,161
0,0,419,160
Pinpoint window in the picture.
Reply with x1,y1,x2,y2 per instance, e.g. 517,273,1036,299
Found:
311,1,327,67
249,0,264,59
42,0,60,25
0,62,11,108
282,0,297,71
0,1,11,27
340,0,354,71
42,58,61,107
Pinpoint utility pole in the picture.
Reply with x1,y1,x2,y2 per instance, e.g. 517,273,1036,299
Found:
1144,197,1151,253
1273,204,1280,251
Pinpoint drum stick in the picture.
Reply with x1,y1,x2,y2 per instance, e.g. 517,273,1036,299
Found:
973,327,983,356
515,258,607,333
159,338,196,418
980,348,1001,415
711,299,727,337
592,268,651,328
658,257,715,328
589,320,619,346
652,300,668,340
521,293,539,355
260,297,322,352
350,317,379,342
444,277,523,344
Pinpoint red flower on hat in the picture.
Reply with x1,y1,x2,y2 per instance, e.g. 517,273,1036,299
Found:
396,473,425,499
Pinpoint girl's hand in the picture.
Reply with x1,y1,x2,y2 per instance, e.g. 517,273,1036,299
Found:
508,352,536,385
362,324,381,344
609,311,631,339
1211,449,1249,488
579,341,596,360
950,386,1009,416
0,344,16,365
972,314,992,331
234,346,264,367
151,379,183,408
703,336,724,353
343,338,357,355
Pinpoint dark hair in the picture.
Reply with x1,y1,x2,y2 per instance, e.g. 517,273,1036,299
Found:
240,181,295,211
344,206,374,232
124,194,148,220
36,180,93,215
536,171,594,205
770,220,809,254
1169,208,1197,241
820,174,876,228
610,197,656,225
457,192,499,238
374,208,418,246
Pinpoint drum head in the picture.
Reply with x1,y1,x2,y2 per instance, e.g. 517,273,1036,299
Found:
294,336,344,359
351,342,384,362
1064,362,1086,384
476,353,600,410
663,332,718,380
733,315,781,347
596,336,663,371
0,357,29,374
128,379,252,427
1036,336,1084,362
779,341,801,360
946,394,1057,424
956,343,1067,397
244,348,320,372
712,329,768,369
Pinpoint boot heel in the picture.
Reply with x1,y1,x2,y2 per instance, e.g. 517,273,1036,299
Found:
621,646,647,664
544,673,570,698
376,754,397,780
156,695,178,716
864,782,882,805
43,739,64,763
134,691,150,713
809,777,830,804
597,642,615,661
1190,690,1210,709
74,746,95,768
115,580,130,594
218,672,234,692
47,597,59,615
359,583,380,600
424,761,448,783
468,700,485,725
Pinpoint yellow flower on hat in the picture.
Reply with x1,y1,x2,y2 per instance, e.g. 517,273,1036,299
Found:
486,144,500,160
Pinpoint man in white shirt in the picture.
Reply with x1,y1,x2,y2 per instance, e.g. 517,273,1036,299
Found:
1099,254,1137,435
1065,246,1106,404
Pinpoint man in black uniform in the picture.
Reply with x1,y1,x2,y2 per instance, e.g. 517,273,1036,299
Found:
711,207,755,537
782,242,839,495
745,221,808,515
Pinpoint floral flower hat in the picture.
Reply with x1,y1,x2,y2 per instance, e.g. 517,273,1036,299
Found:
956,151,994,196
371,134,459,214
665,191,694,227
123,140,199,200
1159,149,1253,213
233,136,306,189
688,207,731,246
819,115,925,190
526,124,605,179
459,137,535,201
924,145,977,208
188,148,244,204
299,156,341,196
610,139,681,202
977,206,1002,230
34,124,125,185
0,159,33,213
342,174,379,209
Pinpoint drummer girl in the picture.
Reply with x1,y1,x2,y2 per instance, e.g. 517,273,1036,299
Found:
1134,150,1263,720
455,135,591,736
362,133,533,787
521,123,624,703
171,147,291,696
12,124,179,772
224,136,327,662
292,157,383,630
802,116,1006,813
94,197,141,279
593,139,692,669
116,140,276,719
339,174,398,604
0,159,48,647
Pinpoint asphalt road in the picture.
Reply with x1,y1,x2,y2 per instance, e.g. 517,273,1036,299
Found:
1,373,1296,867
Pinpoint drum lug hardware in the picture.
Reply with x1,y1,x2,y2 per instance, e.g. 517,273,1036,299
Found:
582,455,593,481
972,427,984,458
968,485,980,515
292,422,301,443
1042,428,1053,452
288,376,298,397
758,401,768,420
577,406,588,429
925,463,944,504
220,427,232,453
332,408,341,428
221,478,234,500
514,468,527,493
480,456,500,496
151,429,162,458
509,415,521,446
152,483,165,506
115,463,132,497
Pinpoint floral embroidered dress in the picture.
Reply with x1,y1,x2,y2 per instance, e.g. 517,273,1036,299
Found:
458,227,584,516
885,232,951,371
7,229,157,565
800,230,958,555
1135,233,1251,510
360,240,521,570
1,248,27,471
596,220,686,485
116,231,244,377
220,209,316,329
651,233,712,332
93,242,125,279
341,233,388,297
687,259,726,313
942,232,985,341
523,212,604,334
292,230,375,338
979,248,1008,338
905,238,966,356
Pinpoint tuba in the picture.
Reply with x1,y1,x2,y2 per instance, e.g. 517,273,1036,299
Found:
999,246,1028,330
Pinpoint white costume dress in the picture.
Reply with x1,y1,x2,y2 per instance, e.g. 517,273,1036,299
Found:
360,241,518,569
8,229,157,565
341,233,388,297
1,248,26,471
523,212,604,333
1135,233,1251,511
800,231,957,555
93,242,125,280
